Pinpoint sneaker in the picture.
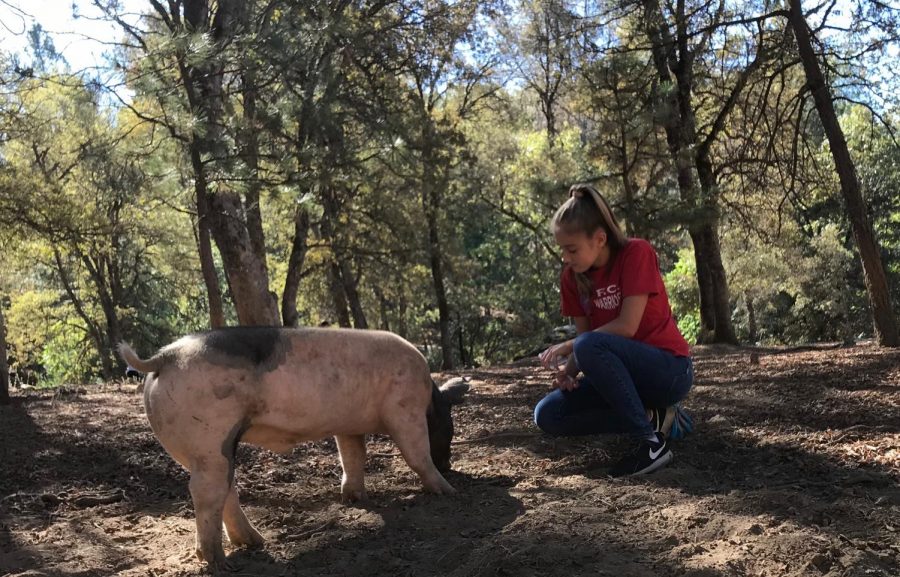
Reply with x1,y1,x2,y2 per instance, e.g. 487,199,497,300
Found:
648,405,694,440
610,432,673,477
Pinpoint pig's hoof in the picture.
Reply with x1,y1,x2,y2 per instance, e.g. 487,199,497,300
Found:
197,547,234,574
341,487,368,503
426,478,456,495
229,530,265,549
206,557,236,574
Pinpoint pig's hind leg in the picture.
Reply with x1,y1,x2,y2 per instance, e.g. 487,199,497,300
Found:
188,451,235,572
335,434,368,502
386,415,455,495
223,485,265,548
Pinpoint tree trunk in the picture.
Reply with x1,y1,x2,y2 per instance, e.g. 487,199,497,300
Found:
329,261,352,328
411,110,456,368
240,68,269,274
181,0,279,327
319,187,353,329
700,223,737,344
206,192,280,325
641,0,738,344
282,207,310,327
78,249,125,374
374,286,391,331
618,123,643,237
193,160,226,328
424,184,454,370
746,292,757,343
397,285,409,339
696,160,738,344
0,298,10,405
339,258,368,329
788,0,899,346
688,228,717,341
52,247,115,380
89,266,122,372
456,311,470,367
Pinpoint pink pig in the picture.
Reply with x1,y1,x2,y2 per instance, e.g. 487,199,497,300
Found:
120,327,468,572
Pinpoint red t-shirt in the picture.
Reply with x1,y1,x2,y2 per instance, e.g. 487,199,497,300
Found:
560,238,691,357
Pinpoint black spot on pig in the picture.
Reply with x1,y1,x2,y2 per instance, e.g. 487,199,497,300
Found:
202,327,287,371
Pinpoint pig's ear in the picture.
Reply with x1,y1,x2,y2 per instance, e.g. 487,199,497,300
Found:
439,376,470,405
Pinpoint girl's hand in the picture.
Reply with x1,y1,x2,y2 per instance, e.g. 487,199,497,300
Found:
554,371,578,391
539,340,573,371
540,341,578,391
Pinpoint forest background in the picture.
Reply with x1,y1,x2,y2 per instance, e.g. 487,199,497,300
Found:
0,0,898,394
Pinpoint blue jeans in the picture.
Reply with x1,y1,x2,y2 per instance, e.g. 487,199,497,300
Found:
533,332,693,440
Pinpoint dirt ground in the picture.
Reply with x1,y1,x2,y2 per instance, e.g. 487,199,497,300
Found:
1,342,898,577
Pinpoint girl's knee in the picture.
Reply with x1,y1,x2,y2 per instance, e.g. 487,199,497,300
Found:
572,331,617,362
533,393,563,436
572,333,591,361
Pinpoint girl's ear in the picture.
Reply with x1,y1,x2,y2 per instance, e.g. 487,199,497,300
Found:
592,229,607,246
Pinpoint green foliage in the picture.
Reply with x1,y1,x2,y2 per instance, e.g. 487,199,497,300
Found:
677,311,702,346
41,322,98,386
4,289,57,385
2,0,898,384
842,105,900,314
664,249,700,344
722,221,864,344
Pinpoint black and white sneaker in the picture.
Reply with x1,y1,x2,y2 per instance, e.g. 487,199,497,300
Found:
610,432,673,477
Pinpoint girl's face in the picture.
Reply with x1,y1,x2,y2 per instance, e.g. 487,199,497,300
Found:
554,226,609,273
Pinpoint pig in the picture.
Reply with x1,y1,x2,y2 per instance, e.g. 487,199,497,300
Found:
118,327,469,572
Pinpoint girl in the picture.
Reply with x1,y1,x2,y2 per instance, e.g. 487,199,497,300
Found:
535,183,694,476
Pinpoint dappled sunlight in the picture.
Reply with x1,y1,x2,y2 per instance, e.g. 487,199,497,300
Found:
2,343,898,575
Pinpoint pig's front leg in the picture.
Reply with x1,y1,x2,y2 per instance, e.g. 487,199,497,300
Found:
335,434,368,502
387,416,455,495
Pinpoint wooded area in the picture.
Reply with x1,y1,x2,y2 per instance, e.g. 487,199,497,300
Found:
1,0,899,395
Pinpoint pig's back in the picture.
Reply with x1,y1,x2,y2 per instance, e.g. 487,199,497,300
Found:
247,328,432,437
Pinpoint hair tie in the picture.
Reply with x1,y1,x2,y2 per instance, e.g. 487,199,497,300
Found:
569,185,590,200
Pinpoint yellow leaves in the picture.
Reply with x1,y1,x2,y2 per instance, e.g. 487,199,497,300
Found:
5,288,68,371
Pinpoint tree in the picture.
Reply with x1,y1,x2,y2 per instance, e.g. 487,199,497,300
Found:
106,0,279,326
632,0,790,344
842,106,900,306
787,0,899,346
501,0,579,146
391,1,493,368
575,48,673,239
0,295,9,404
